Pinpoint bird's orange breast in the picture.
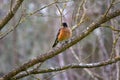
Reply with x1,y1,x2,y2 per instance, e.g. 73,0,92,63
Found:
58,27,72,41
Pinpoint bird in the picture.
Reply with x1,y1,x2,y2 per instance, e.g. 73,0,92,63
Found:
52,22,72,47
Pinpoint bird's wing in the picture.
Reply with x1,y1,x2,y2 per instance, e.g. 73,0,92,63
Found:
52,28,61,47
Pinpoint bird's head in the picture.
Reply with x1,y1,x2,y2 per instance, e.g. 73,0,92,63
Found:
62,22,68,27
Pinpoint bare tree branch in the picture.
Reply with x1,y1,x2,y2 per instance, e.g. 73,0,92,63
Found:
0,0,24,30
14,56,120,79
1,9,120,80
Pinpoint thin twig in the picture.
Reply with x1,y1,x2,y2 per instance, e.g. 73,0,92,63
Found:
111,33,120,58
28,0,70,16
103,0,115,17
72,0,87,30
0,14,23,39
103,25,120,32
21,0,70,25
30,0,58,16
55,4,63,24
75,0,86,24
55,0,67,24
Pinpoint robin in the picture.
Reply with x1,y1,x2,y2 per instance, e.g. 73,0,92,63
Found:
52,22,72,47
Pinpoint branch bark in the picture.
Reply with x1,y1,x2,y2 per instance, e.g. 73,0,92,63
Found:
0,0,24,30
2,9,120,80
14,56,120,79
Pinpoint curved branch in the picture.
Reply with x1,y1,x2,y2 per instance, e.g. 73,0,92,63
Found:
0,0,24,30
14,56,120,79
2,9,120,80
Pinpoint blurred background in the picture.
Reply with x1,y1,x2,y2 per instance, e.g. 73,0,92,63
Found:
0,0,120,80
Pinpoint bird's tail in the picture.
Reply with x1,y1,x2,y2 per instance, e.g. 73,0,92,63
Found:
52,39,59,47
